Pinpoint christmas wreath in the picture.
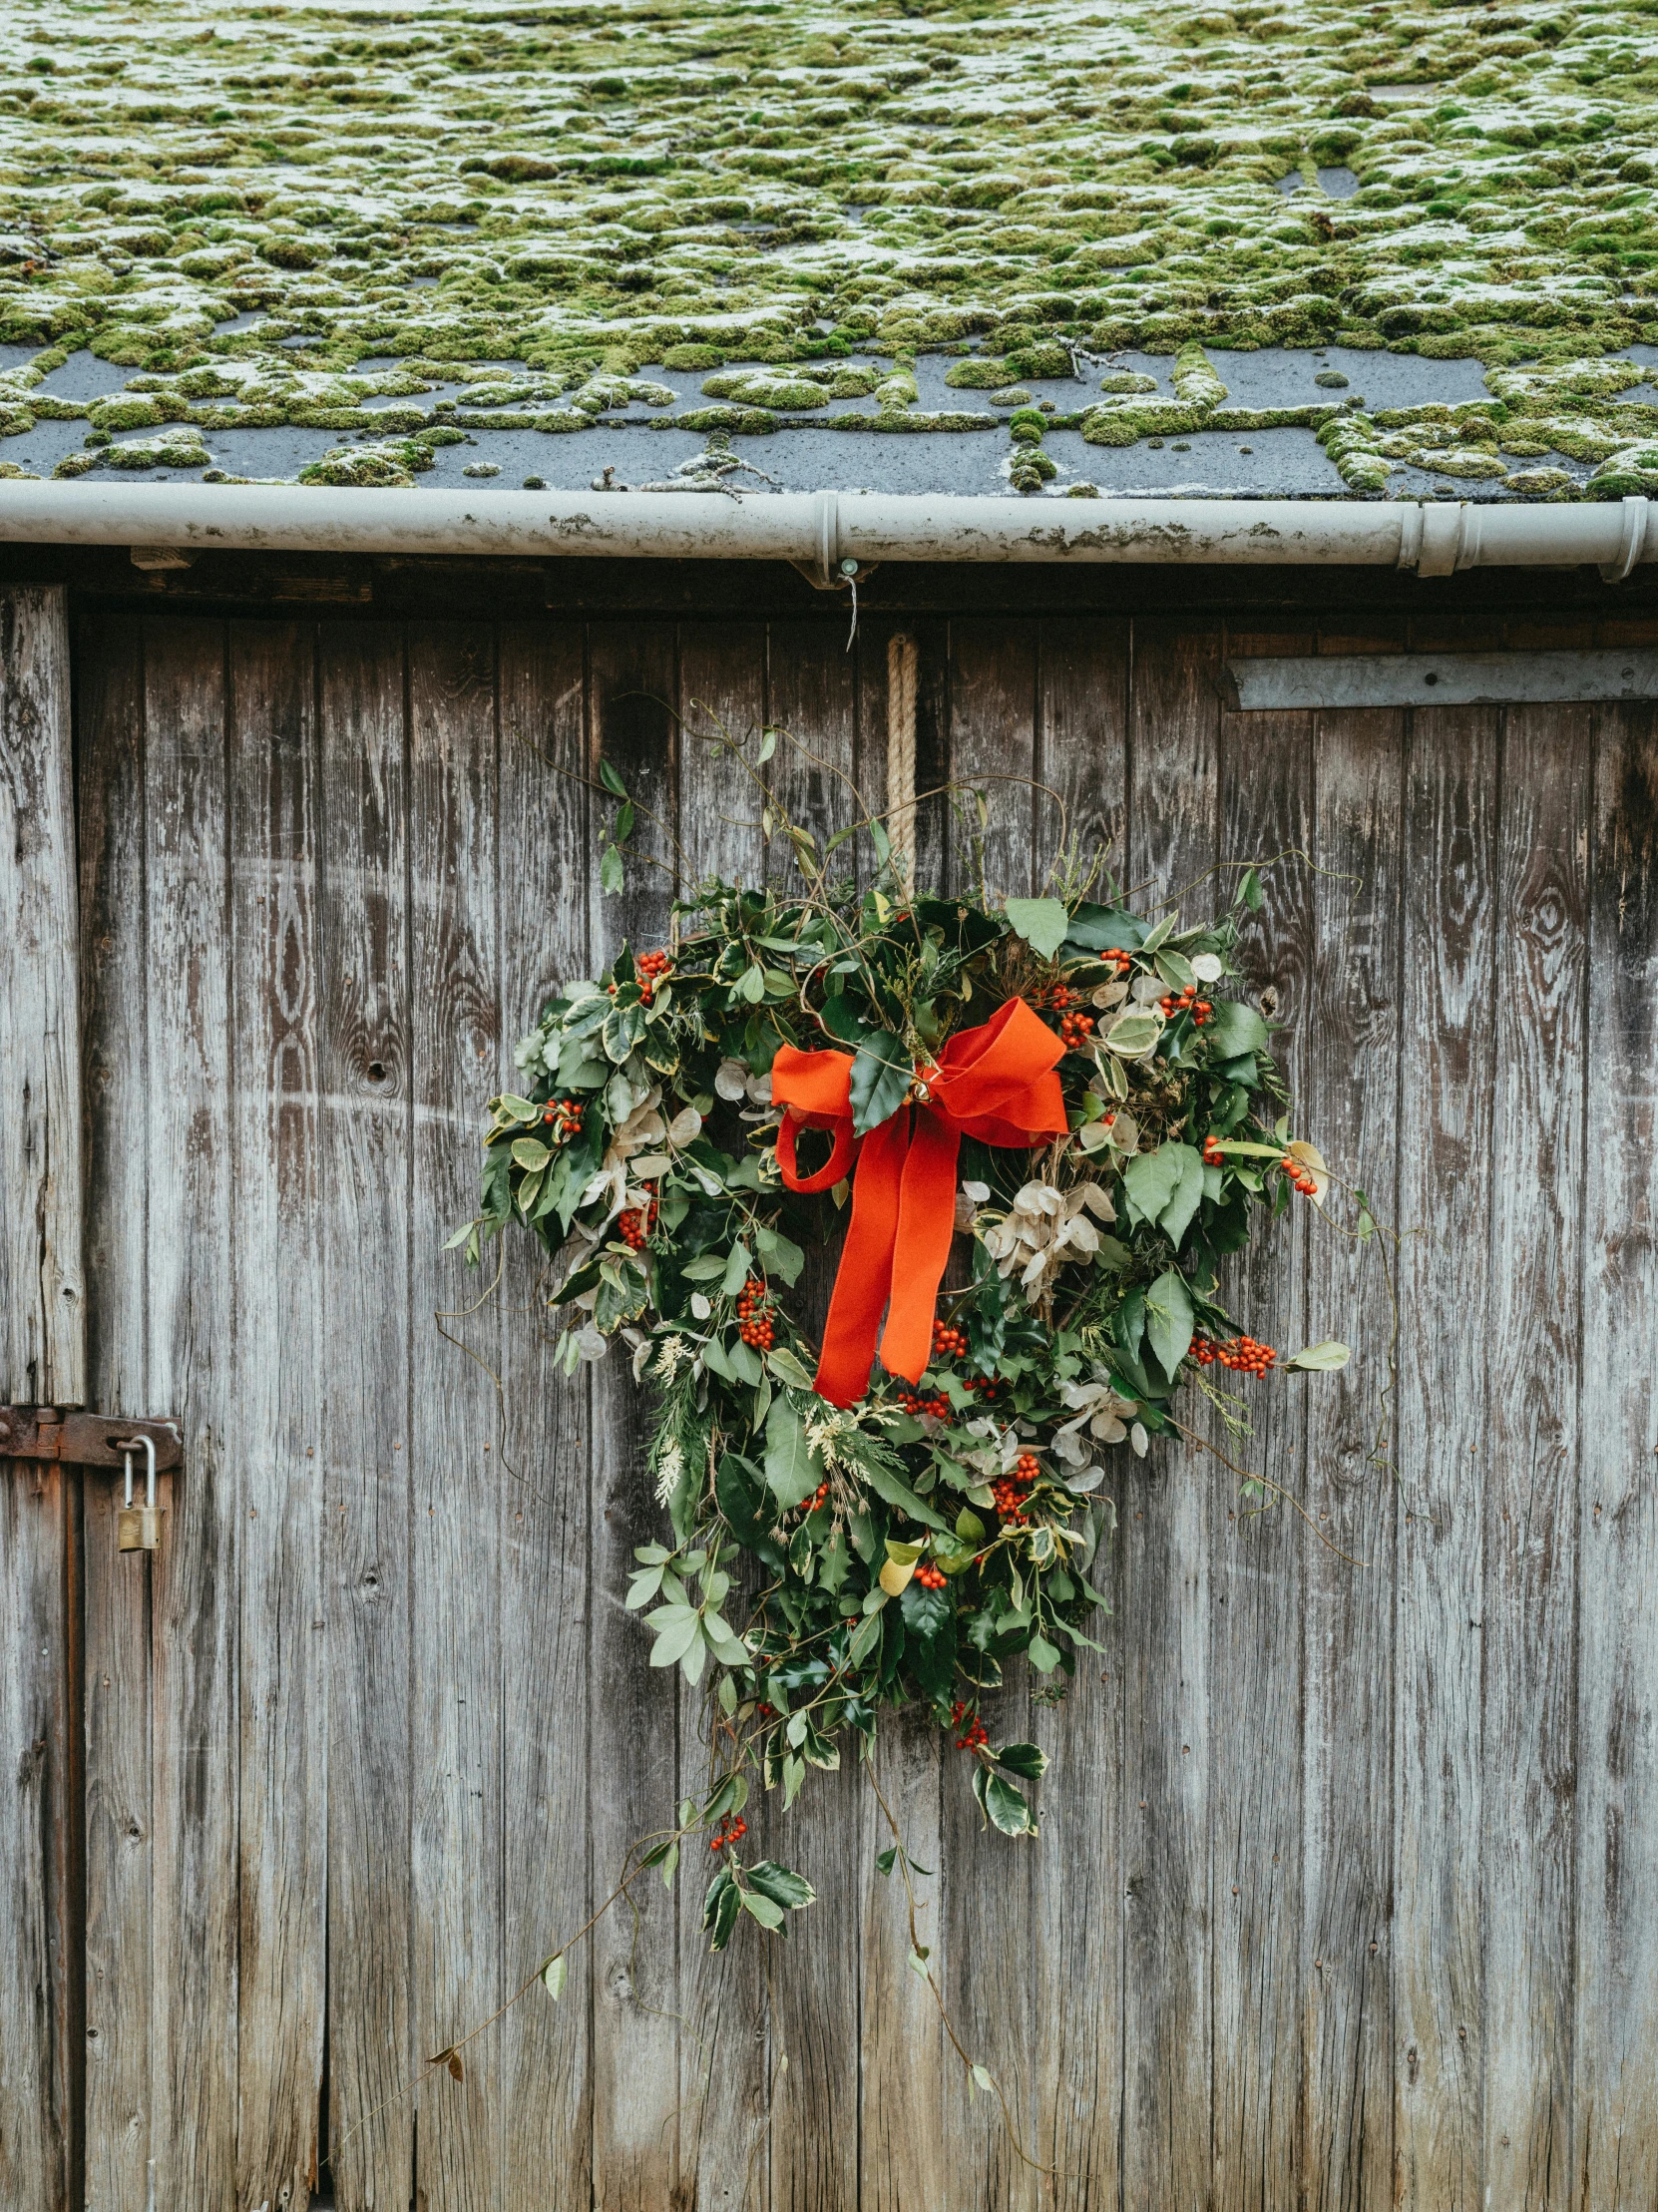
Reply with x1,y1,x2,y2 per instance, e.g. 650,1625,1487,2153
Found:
453,780,1350,1955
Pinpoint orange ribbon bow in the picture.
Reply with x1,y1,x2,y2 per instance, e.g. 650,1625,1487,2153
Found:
771,997,1068,1408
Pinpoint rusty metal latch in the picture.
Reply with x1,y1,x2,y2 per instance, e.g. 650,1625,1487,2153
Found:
0,1406,182,1471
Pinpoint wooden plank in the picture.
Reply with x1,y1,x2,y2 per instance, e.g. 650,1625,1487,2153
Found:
1223,648,1658,713
1300,705,1404,2212
496,624,596,2208
0,1465,71,2212
765,619,868,2212
0,582,83,1407
1213,664,1314,2212
1393,704,1498,2212
942,617,1041,2212
227,622,328,2211
861,1716,947,2212
674,620,774,2212
587,620,683,2211
316,622,416,2212
75,611,155,2212
142,615,240,2211
408,624,504,2212
1573,703,1658,2210
1482,703,1589,2212
1120,621,1220,2212
0,582,77,2212
1033,614,1129,2208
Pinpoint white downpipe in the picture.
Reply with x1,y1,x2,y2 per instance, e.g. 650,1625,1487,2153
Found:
0,481,1650,580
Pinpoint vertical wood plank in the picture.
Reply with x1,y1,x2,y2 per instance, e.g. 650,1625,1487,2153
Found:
1393,704,1498,2212
317,623,415,2212
228,621,328,2212
76,612,154,2212
1120,621,1220,2212
496,624,597,2209
1482,704,1588,2212
766,618,867,2212
408,624,503,2212
0,1468,71,2212
1213,673,1314,2212
143,616,239,2212
1035,615,1130,2211
1573,703,1658,2212
1301,705,1404,2212
0,582,83,1406
0,584,81,2212
676,619,774,2212
587,620,682,2211
861,1720,946,2212
942,617,1041,2212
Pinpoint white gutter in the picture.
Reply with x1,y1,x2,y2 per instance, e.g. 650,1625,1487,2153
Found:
0,482,1650,583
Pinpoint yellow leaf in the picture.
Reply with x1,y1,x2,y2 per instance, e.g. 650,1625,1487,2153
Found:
879,1557,916,1596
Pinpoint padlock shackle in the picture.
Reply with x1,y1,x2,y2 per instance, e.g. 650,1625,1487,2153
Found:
113,1434,158,1509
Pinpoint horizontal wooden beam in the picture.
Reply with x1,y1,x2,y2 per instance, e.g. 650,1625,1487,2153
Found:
1223,646,1658,710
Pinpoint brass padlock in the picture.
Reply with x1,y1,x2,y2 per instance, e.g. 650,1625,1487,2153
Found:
116,1437,162,1553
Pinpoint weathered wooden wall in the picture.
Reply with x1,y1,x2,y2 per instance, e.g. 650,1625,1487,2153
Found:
5,578,1655,2210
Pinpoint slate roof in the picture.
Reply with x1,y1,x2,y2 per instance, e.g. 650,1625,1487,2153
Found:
3,0,1658,501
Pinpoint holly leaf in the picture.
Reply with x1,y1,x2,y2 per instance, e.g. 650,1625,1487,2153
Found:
850,1029,910,1135
1063,902,1145,952
1004,897,1070,959
703,1865,742,1952
745,1860,817,1913
984,1773,1036,1836
994,1741,1048,1780
899,1575,956,1696
1144,1266,1194,1379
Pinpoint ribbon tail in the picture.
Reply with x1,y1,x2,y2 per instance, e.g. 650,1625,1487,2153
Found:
878,1106,962,1386
813,1112,910,1409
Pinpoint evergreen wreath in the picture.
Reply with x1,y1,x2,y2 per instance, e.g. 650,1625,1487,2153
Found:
452,741,1352,1959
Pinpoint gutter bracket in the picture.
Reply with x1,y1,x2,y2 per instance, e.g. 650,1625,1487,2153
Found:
1598,496,1648,584
787,491,878,593
1416,503,1465,579
1396,505,1425,572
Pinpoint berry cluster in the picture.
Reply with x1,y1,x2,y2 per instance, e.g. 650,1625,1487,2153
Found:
1281,1153,1320,1196
991,1453,1041,1524
950,1699,989,1752
1159,984,1214,1025
931,1319,968,1361
1037,983,1098,1051
797,1479,831,1516
736,1277,776,1351
1201,1132,1226,1166
708,1814,748,1853
1193,1333,1277,1375
898,1387,953,1420
541,1096,585,1142
913,1558,948,1590
618,1191,657,1250
1099,947,1134,978
633,947,672,1003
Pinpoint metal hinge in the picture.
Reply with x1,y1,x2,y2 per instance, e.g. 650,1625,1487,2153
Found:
0,1406,182,1470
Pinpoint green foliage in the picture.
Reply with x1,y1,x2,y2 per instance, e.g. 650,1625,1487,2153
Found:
453,775,1347,1943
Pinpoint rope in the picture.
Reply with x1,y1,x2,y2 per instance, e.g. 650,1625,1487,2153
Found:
886,632,918,886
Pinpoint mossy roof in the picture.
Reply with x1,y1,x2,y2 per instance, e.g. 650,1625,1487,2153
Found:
3,0,1658,499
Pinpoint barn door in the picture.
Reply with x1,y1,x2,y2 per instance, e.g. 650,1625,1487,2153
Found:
14,591,1658,2212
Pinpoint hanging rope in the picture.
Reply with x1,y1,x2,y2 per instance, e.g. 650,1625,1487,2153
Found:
886,632,918,887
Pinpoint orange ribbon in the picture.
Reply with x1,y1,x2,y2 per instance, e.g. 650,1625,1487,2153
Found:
771,998,1068,1408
